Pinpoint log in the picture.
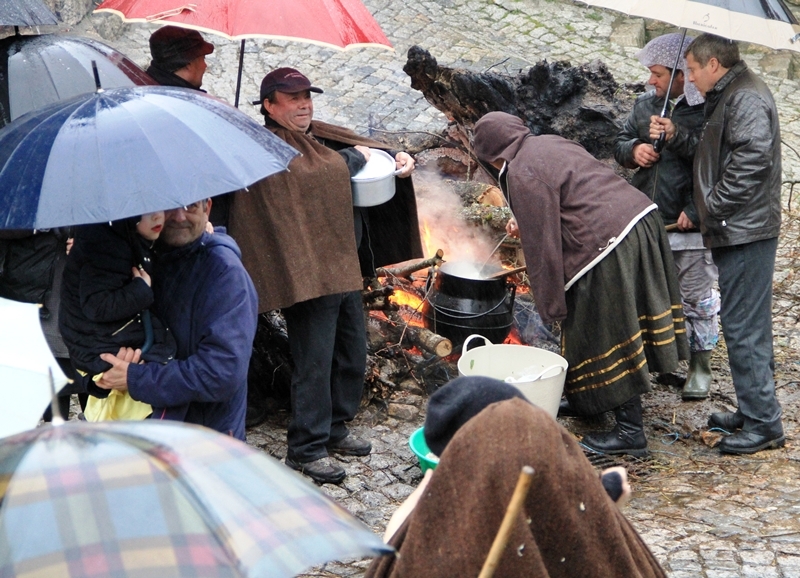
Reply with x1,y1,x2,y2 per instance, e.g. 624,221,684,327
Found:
387,312,453,357
376,249,444,279
403,46,637,160
407,324,453,357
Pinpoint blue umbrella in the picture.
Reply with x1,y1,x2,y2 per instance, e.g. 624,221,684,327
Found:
0,85,299,229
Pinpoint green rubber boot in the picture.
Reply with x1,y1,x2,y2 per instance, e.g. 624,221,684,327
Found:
682,350,712,400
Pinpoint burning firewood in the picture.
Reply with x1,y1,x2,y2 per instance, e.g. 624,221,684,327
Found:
386,311,453,358
376,249,445,279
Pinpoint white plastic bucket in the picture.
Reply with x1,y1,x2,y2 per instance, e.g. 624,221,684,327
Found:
457,334,568,419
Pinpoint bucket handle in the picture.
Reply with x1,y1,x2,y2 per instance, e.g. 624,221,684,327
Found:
463,334,493,351
505,364,565,384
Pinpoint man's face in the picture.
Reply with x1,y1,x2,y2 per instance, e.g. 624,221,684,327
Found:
162,200,211,247
264,90,314,132
685,53,717,97
647,65,684,99
177,56,208,88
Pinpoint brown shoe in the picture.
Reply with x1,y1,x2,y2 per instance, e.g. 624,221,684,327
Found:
285,456,346,484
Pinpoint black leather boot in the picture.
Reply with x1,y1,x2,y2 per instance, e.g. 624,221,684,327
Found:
708,410,744,431
581,396,648,457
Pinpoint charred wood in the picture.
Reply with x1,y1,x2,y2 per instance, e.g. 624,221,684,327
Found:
403,45,636,160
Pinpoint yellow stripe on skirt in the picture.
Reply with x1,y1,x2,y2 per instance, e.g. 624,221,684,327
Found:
561,211,689,415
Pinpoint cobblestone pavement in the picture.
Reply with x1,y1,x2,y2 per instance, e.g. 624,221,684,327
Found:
69,1,800,575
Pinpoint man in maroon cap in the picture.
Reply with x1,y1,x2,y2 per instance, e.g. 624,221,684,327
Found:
146,25,214,91
228,67,421,484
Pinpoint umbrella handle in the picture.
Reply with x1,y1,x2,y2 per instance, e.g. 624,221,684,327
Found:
478,465,535,578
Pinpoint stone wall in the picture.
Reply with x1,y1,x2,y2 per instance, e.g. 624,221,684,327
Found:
43,0,94,27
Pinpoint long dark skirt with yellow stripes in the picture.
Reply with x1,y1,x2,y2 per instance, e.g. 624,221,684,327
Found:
562,211,689,416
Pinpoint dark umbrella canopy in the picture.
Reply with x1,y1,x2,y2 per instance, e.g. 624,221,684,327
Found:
0,0,58,27
0,34,156,126
0,85,299,229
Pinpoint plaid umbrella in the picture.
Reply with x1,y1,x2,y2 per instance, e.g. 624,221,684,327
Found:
0,420,391,577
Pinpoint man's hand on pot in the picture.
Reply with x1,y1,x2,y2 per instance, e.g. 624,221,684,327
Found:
395,152,415,178
354,145,371,162
632,143,660,168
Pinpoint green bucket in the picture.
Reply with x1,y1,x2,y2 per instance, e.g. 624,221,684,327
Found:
409,427,439,473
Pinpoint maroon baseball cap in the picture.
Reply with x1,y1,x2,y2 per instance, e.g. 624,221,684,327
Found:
259,67,323,102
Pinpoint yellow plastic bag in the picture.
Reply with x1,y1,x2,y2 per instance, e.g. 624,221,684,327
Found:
84,389,152,422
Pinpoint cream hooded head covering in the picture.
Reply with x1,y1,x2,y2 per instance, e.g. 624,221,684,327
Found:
636,32,704,106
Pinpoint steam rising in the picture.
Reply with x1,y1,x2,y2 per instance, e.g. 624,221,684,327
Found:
414,173,501,268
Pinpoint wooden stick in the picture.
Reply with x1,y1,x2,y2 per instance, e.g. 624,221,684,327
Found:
484,265,527,279
376,249,444,278
664,223,679,232
478,465,535,578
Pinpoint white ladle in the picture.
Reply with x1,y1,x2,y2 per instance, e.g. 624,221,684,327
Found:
505,364,564,384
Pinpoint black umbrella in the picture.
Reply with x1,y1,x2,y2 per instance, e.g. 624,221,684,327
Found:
0,0,58,27
0,34,156,126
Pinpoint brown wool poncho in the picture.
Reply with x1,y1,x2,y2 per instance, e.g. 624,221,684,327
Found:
366,399,667,578
228,121,421,312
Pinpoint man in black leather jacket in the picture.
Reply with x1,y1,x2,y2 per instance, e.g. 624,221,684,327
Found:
615,33,719,402
652,34,784,455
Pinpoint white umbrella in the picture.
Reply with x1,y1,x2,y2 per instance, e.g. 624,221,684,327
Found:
578,0,800,149
578,0,800,51
0,296,67,438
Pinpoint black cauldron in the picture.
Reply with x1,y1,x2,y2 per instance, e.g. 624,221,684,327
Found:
422,261,516,350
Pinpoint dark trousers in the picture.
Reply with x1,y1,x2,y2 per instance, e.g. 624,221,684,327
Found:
712,238,782,435
283,291,367,462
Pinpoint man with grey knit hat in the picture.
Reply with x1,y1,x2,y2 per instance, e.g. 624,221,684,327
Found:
146,25,214,90
614,32,719,402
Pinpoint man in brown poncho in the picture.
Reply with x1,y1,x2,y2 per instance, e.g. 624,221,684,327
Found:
228,68,421,484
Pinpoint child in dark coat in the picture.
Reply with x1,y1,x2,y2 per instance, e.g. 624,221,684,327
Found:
59,212,176,418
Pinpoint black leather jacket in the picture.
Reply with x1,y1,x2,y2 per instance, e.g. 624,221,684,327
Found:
670,61,781,248
614,91,704,227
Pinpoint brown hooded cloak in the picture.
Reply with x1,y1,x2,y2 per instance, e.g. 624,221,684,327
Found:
366,398,667,578
472,112,688,415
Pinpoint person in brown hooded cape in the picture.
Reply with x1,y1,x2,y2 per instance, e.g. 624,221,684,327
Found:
365,376,667,578
472,111,689,456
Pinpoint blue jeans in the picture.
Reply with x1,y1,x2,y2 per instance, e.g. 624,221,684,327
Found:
283,291,367,462
712,238,782,435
